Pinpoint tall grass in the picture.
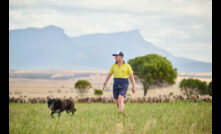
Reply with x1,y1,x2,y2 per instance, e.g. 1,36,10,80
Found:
9,101,212,134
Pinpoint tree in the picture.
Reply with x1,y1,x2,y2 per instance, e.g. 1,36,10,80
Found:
128,54,177,96
74,80,92,97
208,81,212,96
179,78,208,96
207,81,212,96
198,81,208,95
94,89,103,96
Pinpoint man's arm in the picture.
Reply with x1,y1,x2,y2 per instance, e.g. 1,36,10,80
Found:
129,73,136,94
102,73,112,90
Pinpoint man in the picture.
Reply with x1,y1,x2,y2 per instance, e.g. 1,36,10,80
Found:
103,51,136,113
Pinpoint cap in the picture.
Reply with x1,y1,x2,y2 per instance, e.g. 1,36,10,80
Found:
112,51,124,57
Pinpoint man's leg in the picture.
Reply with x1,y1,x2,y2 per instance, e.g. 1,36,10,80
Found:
118,95,125,113
115,99,119,108
113,86,119,109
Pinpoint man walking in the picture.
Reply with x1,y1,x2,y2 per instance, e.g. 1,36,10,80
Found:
103,51,136,113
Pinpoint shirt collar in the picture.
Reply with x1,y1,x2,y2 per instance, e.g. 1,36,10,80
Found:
115,60,125,64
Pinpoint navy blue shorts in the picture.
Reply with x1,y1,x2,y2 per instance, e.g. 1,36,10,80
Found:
113,78,129,100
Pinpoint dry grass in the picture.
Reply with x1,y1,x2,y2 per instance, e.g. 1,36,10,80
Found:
9,71,212,98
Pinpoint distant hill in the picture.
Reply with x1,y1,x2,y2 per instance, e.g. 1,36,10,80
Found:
9,25,212,72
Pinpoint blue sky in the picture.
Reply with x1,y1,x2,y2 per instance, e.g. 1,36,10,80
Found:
9,0,212,63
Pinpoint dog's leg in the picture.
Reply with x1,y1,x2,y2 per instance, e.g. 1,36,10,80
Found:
58,111,61,117
71,110,75,116
71,107,76,116
51,111,55,118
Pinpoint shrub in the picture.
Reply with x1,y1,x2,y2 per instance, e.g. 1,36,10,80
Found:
198,81,208,95
207,81,212,96
75,80,92,97
168,92,173,97
179,78,208,96
94,89,103,96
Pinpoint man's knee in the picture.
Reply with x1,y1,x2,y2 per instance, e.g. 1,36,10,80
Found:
118,95,124,103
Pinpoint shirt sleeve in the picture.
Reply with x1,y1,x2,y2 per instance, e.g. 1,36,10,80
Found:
127,64,133,75
109,64,114,74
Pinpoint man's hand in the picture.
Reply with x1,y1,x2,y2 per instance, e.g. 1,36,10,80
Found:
102,83,106,90
129,73,136,94
132,87,136,94
103,73,112,90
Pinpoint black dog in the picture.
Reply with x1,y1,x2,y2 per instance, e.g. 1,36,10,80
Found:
47,98,77,118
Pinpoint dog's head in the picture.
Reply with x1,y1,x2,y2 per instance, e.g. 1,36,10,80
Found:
47,98,58,110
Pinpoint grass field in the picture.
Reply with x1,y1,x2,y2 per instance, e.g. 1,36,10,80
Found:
9,101,212,134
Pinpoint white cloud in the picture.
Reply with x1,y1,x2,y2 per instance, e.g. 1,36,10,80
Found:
157,28,189,39
162,42,212,62
9,0,212,63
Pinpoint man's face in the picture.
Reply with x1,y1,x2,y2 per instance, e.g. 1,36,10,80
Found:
115,56,123,62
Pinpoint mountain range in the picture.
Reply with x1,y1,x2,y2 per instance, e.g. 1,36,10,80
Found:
9,25,212,72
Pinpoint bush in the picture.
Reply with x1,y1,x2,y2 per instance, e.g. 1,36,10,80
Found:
198,81,208,95
75,80,92,97
207,81,212,96
127,93,131,96
94,89,103,96
179,78,208,96
168,92,173,97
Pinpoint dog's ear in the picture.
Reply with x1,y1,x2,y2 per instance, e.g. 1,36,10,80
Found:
74,108,77,111
47,96,50,101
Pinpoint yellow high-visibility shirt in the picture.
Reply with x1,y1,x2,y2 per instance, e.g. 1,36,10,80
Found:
109,63,133,78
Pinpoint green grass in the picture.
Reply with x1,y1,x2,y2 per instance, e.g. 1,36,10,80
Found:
9,101,212,134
